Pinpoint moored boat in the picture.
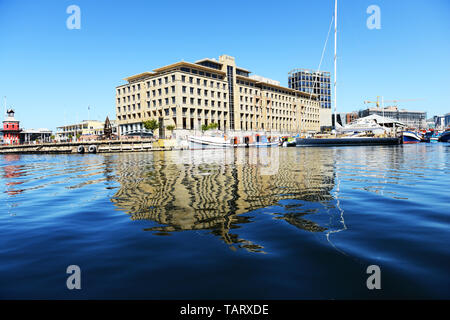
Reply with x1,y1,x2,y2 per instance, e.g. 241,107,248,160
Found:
402,131,422,144
187,134,278,149
296,136,401,146
438,130,450,142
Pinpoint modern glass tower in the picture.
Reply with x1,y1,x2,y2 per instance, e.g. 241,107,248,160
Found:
288,69,332,129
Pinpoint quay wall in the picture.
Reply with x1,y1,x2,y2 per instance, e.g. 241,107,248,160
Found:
0,140,182,154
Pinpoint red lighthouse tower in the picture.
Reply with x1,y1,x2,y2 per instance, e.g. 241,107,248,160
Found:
1,109,21,145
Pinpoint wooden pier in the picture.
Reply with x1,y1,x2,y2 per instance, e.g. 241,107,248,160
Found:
0,140,182,154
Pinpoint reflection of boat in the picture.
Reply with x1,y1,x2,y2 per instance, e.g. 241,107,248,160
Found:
402,131,422,144
438,130,450,142
188,134,278,149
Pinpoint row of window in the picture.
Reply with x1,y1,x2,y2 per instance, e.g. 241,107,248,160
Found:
3,123,19,130
180,75,226,89
179,67,224,81
290,75,331,82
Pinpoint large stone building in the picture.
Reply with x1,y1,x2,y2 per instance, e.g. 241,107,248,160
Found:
115,55,321,137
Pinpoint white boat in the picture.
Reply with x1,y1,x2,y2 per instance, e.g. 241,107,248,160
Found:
188,134,278,149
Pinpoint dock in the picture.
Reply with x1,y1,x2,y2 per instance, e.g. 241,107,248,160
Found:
0,140,182,154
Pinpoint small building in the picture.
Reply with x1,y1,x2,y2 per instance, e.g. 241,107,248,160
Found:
21,129,53,144
1,109,22,145
56,119,118,141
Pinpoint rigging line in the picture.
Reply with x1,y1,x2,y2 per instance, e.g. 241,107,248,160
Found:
308,14,334,103
301,14,334,133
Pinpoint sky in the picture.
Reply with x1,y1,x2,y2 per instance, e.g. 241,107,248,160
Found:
0,0,449,131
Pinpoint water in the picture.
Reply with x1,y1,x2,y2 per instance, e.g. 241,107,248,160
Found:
0,144,449,299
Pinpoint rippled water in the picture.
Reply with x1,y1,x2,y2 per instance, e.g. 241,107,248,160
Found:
1,144,449,299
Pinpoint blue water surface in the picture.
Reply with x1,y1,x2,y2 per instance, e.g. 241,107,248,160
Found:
0,144,449,299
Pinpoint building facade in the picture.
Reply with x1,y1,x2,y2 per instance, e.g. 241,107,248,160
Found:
116,55,321,137
1,109,21,145
288,69,332,129
21,129,53,143
56,119,118,141
358,106,427,129
445,113,450,128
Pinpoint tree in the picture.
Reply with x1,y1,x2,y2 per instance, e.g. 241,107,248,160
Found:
68,134,73,141
208,123,218,130
76,133,81,140
50,135,55,141
166,125,175,131
143,119,160,133
201,123,218,132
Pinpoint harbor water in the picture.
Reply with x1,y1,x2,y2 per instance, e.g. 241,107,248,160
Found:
0,144,449,299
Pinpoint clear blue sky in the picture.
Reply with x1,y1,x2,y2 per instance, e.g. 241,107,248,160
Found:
1,0,449,130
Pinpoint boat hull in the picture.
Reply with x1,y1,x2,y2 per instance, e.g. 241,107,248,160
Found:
188,136,278,149
402,131,422,144
296,137,401,147
438,132,450,142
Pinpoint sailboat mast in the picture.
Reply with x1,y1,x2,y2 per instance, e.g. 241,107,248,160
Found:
334,0,338,128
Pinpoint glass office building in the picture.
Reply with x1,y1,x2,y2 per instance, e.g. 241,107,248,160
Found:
288,69,332,128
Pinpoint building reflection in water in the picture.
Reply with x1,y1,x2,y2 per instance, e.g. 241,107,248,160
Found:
111,148,337,252
2,154,25,196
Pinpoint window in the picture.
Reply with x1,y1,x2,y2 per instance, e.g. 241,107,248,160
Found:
182,75,186,82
